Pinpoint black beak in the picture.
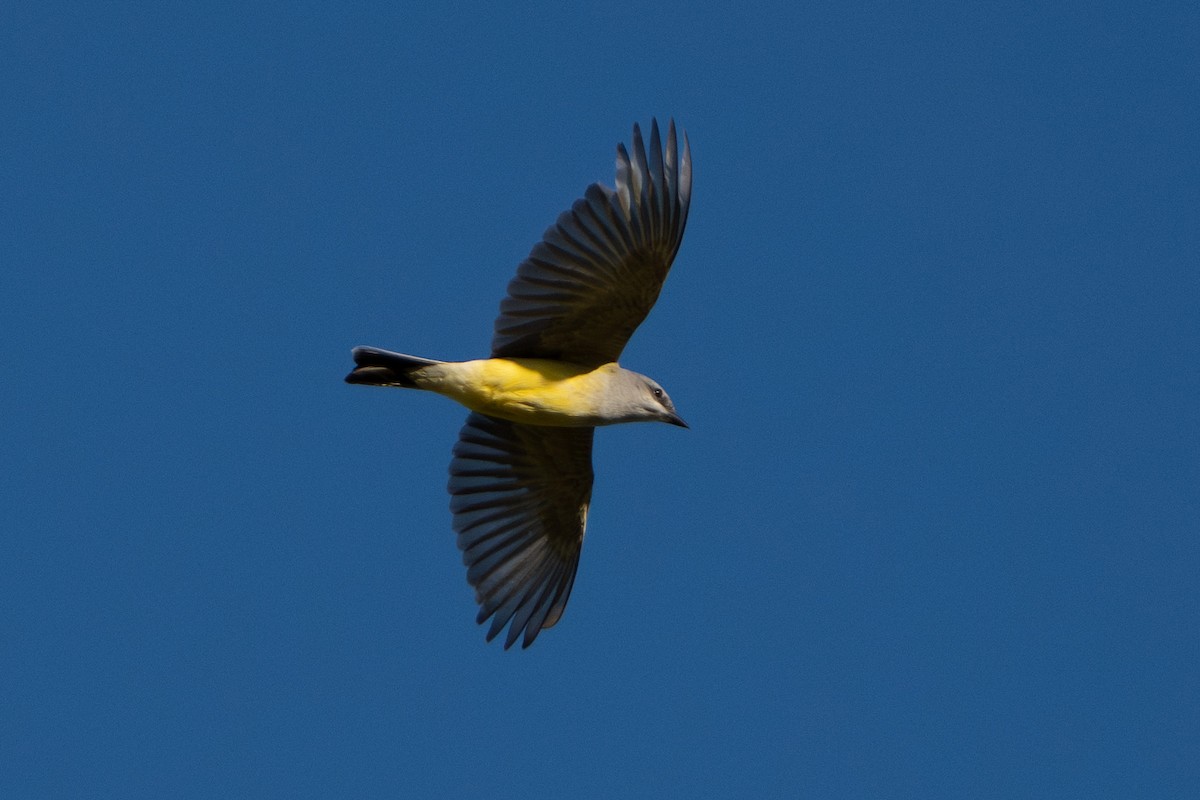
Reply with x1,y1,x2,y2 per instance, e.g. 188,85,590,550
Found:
665,412,689,428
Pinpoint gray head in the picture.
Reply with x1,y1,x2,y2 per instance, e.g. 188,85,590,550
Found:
597,368,688,427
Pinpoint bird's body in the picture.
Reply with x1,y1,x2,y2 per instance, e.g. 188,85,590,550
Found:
346,119,692,648
349,348,685,428
422,358,610,425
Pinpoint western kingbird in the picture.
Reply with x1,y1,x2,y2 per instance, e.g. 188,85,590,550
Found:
346,119,692,648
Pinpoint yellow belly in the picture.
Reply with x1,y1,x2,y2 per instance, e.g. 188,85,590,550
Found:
418,358,615,426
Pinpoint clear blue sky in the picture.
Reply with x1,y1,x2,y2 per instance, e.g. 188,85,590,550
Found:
3,2,1197,797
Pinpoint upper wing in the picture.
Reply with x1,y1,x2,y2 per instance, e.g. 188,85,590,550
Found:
490,119,692,366
448,412,594,649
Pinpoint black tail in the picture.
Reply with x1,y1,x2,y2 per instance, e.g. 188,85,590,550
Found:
344,346,444,388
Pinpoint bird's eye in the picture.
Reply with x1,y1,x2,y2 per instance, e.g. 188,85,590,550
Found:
652,388,663,399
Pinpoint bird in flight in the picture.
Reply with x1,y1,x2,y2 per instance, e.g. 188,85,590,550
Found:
346,119,692,648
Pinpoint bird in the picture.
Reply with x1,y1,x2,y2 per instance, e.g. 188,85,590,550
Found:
345,119,692,648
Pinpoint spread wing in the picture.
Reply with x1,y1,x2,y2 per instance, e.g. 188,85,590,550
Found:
448,413,594,649
490,119,692,366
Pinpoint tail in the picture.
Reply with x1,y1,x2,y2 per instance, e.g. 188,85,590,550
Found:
345,346,444,388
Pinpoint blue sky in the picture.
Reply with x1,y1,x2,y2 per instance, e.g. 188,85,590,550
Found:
3,2,1197,797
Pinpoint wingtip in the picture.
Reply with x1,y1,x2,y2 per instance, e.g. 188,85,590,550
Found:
477,613,544,650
